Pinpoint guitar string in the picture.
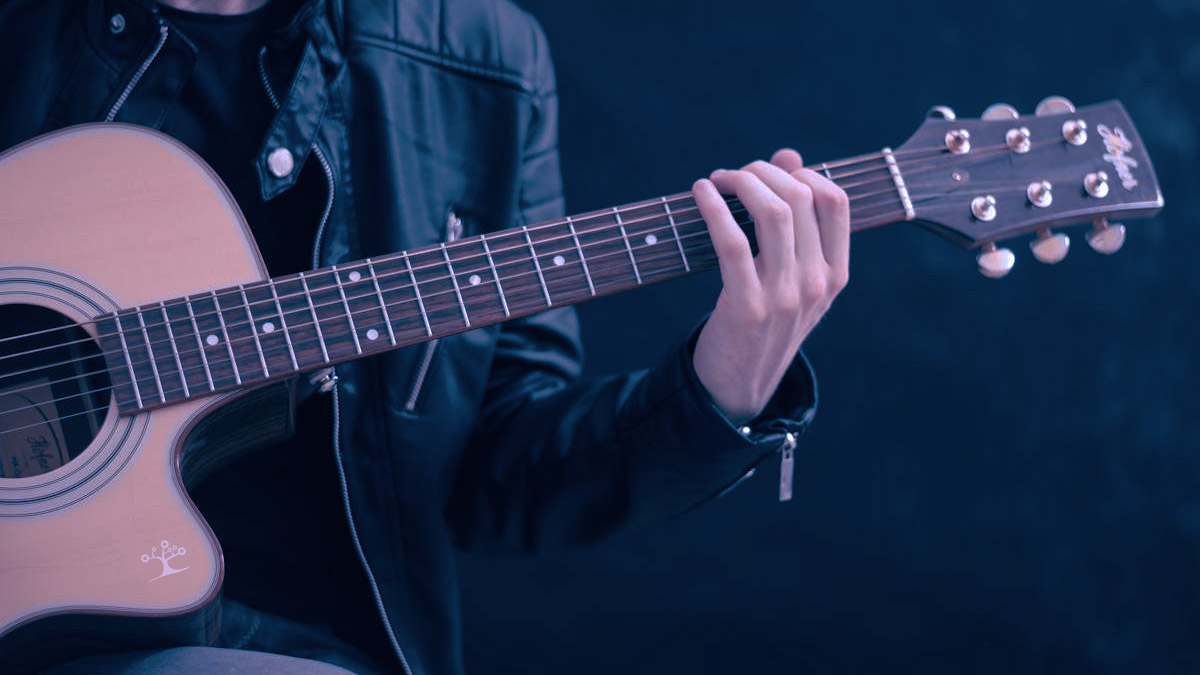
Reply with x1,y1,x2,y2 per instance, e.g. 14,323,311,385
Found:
0,132,1039,366
0,127,1075,389
0,214,750,402
0,148,1037,403
0,236,734,436
0,149,1042,395
0,138,1030,373
0,129,1073,355
0,178,1048,422
0,139,1005,351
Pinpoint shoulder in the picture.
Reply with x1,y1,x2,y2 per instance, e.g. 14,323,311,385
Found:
341,0,553,94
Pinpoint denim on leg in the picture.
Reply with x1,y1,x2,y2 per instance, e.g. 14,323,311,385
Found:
41,600,390,675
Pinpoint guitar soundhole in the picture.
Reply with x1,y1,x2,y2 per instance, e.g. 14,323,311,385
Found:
0,304,112,479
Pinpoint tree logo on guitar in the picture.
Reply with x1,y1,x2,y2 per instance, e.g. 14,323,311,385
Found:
140,540,189,582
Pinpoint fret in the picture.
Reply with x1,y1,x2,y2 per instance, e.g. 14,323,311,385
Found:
331,265,364,355
525,221,594,305
613,207,642,285
140,304,189,402
188,293,239,390
267,280,300,370
565,217,596,296
114,310,162,407
571,211,639,293
135,309,167,403
660,197,690,272
402,251,433,337
184,297,216,391
365,259,398,346
405,246,469,332
612,201,679,283
113,317,143,408
444,238,507,322
440,244,471,326
366,255,428,343
298,272,332,363
480,237,510,317
521,225,553,306
243,282,297,377
158,302,189,398
475,230,543,314
92,315,137,411
210,291,243,385
336,263,393,351
817,162,833,180
301,270,360,361
238,285,271,377
160,298,208,396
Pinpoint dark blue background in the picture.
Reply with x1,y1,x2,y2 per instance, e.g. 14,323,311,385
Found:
459,1,1200,672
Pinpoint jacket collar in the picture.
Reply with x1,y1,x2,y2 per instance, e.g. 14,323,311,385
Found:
89,0,345,198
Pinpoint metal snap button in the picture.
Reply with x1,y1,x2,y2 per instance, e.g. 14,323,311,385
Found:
267,147,294,178
109,13,126,34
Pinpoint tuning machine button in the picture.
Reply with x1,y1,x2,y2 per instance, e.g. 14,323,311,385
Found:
1006,127,1032,153
1084,171,1110,198
927,105,957,120
982,103,1019,120
945,129,971,154
1062,119,1088,145
970,195,997,221
1035,95,1076,116
1026,181,1053,208
1086,218,1126,254
977,242,1016,278
1030,228,1070,264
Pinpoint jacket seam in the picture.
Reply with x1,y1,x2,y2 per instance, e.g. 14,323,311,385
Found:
348,34,537,93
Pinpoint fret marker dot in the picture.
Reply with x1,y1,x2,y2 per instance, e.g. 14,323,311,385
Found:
348,271,361,282
366,328,379,341
552,255,565,266
468,274,482,286
645,234,658,246
205,334,219,346
261,321,275,334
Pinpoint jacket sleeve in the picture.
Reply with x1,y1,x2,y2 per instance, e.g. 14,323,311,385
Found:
446,16,818,552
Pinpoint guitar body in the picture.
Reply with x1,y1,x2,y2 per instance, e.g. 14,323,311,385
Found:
0,125,288,669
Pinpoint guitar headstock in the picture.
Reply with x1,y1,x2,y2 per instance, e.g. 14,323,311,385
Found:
893,97,1163,277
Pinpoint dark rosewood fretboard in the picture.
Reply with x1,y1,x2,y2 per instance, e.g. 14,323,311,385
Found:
95,152,907,414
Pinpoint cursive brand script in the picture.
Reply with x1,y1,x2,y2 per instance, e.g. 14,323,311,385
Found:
1097,124,1139,190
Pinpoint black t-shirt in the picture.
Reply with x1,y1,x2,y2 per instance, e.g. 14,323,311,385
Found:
157,2,394,668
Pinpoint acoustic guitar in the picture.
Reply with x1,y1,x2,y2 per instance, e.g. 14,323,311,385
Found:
0,98,1163,670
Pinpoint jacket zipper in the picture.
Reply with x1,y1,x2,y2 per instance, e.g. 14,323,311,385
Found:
778,432,796,502
105,21,169,121
402,210,463,413
258,47,415,675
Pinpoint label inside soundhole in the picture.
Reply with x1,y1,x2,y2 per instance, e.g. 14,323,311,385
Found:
0,305,111,478
0,378,69,477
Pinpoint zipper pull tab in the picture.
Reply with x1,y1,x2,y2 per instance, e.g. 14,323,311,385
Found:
779,432,796,502
446,210,463,243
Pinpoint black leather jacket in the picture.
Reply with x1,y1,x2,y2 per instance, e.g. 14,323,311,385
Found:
0,0,817,673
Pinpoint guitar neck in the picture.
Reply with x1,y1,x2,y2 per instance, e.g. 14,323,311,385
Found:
96,151,906,414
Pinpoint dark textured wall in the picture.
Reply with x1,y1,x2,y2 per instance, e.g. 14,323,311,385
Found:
458,1,1200,673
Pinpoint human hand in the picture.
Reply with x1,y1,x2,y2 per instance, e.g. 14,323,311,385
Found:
690,149,850,424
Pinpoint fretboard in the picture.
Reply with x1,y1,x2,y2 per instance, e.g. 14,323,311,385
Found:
95,151,907,413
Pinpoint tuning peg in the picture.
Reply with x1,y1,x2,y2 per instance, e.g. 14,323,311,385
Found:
1035,95,1076,116
927,105,956,120
1086,218,1126,254
982,103,1019,120
1030,228,1071,264
977,242,1016,278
